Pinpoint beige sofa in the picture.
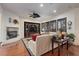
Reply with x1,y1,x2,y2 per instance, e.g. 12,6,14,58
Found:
27,32,58,56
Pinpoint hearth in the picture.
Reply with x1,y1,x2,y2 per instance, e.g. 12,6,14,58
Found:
7,27,19,40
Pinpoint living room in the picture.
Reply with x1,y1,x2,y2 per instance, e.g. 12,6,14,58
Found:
0,3,79,56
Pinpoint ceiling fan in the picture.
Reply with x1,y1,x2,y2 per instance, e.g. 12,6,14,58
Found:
29,12,40,18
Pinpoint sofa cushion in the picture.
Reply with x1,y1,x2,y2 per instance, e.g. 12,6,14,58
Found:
32,35,37,41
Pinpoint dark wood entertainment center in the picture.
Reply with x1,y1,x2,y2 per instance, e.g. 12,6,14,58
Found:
24,22,40,38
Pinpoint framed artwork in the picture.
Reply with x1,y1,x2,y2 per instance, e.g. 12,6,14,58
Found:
49,20,56,32
57,17,67,32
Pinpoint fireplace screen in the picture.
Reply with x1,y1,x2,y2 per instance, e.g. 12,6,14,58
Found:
7,27,18,39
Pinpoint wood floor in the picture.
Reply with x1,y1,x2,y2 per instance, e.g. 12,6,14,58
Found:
0,40,30,56
42,44,78,56
0,40,79,56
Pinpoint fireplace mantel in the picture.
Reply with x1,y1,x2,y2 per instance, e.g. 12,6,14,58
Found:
7,27,19,40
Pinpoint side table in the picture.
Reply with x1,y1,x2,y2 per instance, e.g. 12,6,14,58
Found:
52,37,69,56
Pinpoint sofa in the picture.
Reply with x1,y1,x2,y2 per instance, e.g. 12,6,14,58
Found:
27,32,58,56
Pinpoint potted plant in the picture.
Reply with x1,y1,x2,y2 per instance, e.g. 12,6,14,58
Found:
67,33,75,42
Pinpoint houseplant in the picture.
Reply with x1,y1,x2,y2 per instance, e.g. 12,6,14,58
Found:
67,33,75,42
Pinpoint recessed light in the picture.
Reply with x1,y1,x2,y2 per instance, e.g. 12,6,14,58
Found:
53,10,56,13
40,4,44,7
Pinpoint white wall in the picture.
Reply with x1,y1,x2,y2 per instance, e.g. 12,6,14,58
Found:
1,9,20,41
74,8,79,45
0,5,2,41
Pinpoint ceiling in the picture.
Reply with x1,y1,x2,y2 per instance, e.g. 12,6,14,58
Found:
1,3,79,19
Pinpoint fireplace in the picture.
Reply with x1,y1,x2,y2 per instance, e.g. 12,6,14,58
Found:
7,27,19,40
